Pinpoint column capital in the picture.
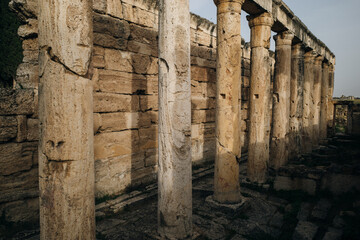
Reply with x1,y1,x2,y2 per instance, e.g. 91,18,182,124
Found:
274,31,294,46
314,56,324,66
213,0,245,7
329,63,335,72
322,61,330,69
291,43,304,58
247,12,273,28
304,50,316,63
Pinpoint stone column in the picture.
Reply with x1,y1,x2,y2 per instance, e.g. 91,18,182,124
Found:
289,43,304,160
327,64,335,129
38,0,95,238
302,51,316,153
158,0,192,238
320,62,330,139
270,31,294,169
312,56,324,147
246,12,273,183
213,0,244,203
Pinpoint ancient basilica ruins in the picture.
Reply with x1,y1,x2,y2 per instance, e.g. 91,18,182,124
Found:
1,0,360,239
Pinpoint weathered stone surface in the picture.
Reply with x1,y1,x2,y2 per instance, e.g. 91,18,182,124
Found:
9,0,38,20
0,167,38,204
320,62,330,139
302,51,316,153
93,13,130,49
191,66,216,82
94,92,139,113
213,0,244,204
321,173,360,195
270,31,294,169
158,0,192,237
106,0,123,18
0,142,34,176
15,62,39,89
0,89,35,115
15,115,27,142
323,227,342,240
38,0,92,75
0,116,17,142
273,176,316,195
94,130,139,160
311,198,331,220
104,48,133,72
293,221,318,240
18,18,38,38
247,12,273,183
297,202,312,221
289,43,304,160
2,198,39,223
99,112,140,132
97,69,147,94
95,154,132,197
312,56,323,147
38,0,95,235
27,118,39,141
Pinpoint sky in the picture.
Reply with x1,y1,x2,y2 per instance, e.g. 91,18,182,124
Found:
190,0,360,97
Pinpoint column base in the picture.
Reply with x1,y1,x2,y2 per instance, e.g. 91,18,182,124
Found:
205,195,247,212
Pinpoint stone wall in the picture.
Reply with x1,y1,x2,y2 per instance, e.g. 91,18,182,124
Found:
0,0,262,223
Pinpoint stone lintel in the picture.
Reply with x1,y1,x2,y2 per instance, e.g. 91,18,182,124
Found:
269,0,335,64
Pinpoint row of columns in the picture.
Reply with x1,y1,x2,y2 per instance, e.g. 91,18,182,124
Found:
37,0,335,239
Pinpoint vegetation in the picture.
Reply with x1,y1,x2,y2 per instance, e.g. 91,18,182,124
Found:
0,0,23,88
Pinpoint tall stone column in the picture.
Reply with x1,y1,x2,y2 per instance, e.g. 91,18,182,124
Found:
302,51,316,153
158,0,192,238
38,0,95,238
312,56,324,147
270,31,294,169
246,12,273,183
327,64,335,129
289,43,304,160
320,62,330,139
213,0,244,203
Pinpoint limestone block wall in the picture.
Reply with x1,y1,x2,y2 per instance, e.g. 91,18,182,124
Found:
0,0,263,223
0,0,39,224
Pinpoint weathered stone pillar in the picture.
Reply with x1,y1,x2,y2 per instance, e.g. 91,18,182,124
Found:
302,51,316,153
158,0,192,238
320,62,330,139
312,56,324,147
270,31,294,169
289,43,304,160
246,12,273,183
327,64,335,129
38,0,95,238
213,0,244,203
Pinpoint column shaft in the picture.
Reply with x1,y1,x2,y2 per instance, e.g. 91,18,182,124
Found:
312,56,324,147
302,51,316,153
213,0,244,203
320,62,330,139
158,0,192,238
327,64,335,129
247,12,273,183
289,43,304,159
38,0,95,238
270,31,294,169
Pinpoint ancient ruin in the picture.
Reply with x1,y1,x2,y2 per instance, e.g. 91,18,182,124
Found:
1,0,359,239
